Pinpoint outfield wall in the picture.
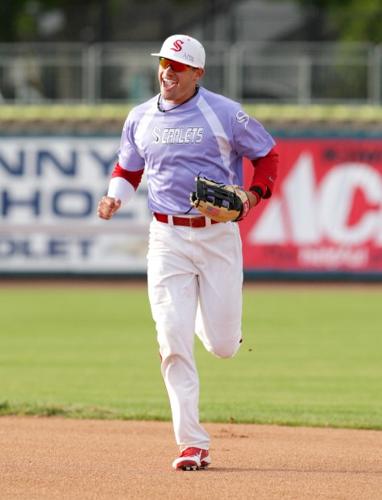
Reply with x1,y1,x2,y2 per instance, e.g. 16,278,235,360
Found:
241,134,382,280
1,130,381,280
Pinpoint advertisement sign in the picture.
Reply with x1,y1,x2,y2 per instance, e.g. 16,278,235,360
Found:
240,138,382,273
0,137,151,273
1,135,382,275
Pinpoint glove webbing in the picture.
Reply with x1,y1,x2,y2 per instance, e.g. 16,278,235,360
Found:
195,182,243,212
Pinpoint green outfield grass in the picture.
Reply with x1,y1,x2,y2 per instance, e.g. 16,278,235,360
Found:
0,285,381,429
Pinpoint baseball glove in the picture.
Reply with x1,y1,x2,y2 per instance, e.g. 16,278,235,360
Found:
190,176,250,223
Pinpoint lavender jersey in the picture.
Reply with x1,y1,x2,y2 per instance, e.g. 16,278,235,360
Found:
118,86,275,215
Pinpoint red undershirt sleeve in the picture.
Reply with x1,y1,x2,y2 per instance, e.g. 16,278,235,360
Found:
249,147,279,199
111,163,144,190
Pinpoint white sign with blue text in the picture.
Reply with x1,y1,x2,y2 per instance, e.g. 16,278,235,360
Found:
0,137,150,273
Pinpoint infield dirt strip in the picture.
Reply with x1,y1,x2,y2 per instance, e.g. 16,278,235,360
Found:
0,418,381,500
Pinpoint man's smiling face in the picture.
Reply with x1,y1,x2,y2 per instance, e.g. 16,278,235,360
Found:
158,59,204,104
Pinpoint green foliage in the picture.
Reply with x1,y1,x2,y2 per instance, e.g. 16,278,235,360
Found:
320,0,382,43
0,285,381,429
298,0,382,42
2,0,382,44
0,0,202,42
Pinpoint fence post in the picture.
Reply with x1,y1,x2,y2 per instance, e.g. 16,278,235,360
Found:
226,42,243,101
297,55,311,104
83,44,100,103
368,45,381,105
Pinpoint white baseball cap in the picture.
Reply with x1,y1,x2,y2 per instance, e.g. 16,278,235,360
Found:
151,34,206,69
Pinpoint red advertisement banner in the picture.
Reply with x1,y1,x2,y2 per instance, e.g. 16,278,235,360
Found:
240,138,382,272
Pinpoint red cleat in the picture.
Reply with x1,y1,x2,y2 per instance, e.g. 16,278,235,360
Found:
172,447,211,471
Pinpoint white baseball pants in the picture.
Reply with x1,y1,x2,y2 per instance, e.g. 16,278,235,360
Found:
147,217,243,450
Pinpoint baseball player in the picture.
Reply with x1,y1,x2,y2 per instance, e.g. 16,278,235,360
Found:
98,34,278,471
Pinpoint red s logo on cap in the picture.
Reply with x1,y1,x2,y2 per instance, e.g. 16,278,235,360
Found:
171,39,184,52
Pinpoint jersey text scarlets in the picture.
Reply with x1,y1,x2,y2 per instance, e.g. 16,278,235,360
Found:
152,127,204,145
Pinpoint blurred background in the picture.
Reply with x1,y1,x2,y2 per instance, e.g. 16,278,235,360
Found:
1,0,382,280
1,0,382,104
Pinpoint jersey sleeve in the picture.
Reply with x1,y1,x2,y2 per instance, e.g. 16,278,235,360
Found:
231,108,275,160
118,112,146,171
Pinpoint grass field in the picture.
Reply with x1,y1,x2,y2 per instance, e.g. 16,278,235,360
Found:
0,284,381,429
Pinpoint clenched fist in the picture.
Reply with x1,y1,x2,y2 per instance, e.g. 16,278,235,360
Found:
97,196,121,220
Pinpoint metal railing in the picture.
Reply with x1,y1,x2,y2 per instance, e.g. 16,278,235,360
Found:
0,41,381,105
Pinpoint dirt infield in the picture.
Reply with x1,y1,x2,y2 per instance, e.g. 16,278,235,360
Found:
1,417,381,499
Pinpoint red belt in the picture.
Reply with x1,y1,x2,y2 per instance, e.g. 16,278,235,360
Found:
154,213,219,228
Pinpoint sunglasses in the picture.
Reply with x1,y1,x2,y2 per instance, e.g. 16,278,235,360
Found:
159,57,192,73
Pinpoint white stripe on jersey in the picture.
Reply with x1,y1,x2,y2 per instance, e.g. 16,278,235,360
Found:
197,96,234,183
134,102,157,157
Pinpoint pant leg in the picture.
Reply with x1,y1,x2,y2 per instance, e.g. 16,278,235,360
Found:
147,219,210,450
194,222,243,358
